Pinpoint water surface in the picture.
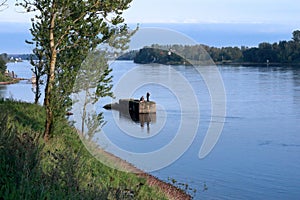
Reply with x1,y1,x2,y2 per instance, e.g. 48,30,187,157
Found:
98,61,300,199
3,61,300,199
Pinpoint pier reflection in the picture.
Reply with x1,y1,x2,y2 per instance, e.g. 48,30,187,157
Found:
119,111,156,133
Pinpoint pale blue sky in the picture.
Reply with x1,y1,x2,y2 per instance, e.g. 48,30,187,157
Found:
0,0,300,24
1,0,300,53
123,0,300,24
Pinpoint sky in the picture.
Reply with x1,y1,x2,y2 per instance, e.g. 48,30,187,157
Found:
123,0,300,25
0,0,300,53
1,0,300,24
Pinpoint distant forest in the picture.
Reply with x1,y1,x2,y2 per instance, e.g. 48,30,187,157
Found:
3,30,300,66
122,30,300,66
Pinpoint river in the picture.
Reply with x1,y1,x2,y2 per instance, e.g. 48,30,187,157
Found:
2,60,300,199
0,61,39,102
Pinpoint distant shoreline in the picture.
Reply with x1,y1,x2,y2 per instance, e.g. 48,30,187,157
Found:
132,59,300,67
215,61,300,67
5,57,300,68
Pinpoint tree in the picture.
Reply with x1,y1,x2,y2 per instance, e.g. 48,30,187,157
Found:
29,47,45,105
0,56,6,74
73,50,113,139
18,0,134,141
0,54,8,83
292,30,300,43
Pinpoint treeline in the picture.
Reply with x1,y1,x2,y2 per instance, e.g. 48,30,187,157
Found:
130,30,300,65
204,30,300,64
3,30,300,65
0,53,35,63
133,48,189,65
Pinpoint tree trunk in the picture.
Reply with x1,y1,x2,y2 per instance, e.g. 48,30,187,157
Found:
44,54,57,141
34,73,40,104
44,10,57,141
81,89,89,135
34,84,39,104
44,99,53,141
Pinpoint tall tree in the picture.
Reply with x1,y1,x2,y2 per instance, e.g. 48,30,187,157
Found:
18,0,133,141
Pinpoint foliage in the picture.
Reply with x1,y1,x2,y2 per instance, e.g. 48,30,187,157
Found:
29,47,46,104
73,50,114,137
0,55,10,82
0,99,167,200
0,55,6,74
117,50,138,60
134,47,190,65
17,0,135,140
0,73,9,82
0,53,8,63
133,30,300,66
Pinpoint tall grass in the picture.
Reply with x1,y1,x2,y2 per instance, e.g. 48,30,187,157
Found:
0,99,167,200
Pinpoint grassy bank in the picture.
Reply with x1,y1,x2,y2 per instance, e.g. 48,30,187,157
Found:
0,99,169,199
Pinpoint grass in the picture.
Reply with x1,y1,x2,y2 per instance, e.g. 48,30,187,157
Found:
0,99,167,200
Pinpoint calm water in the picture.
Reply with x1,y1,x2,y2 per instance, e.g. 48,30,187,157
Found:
98,61,300,200
2,61,300,199
0,61,38,102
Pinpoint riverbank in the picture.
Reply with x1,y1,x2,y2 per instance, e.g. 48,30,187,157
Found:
81,136,191,200
0,99,190,200
0,77,33,85
0,76,25,85
0,80,18,85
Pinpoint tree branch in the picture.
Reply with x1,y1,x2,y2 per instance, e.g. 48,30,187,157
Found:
55,1,101,50
0,0,8,11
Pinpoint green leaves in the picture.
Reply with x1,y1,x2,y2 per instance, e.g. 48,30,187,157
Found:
18,0,135,136
0,55,6,75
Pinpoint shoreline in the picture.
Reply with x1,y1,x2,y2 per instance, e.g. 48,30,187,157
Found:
0,78,30,85
133,60,300,67
0,80,18,85
215,61,300,67
79,134,192,200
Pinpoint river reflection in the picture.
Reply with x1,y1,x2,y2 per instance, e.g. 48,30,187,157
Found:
119,111,157,133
